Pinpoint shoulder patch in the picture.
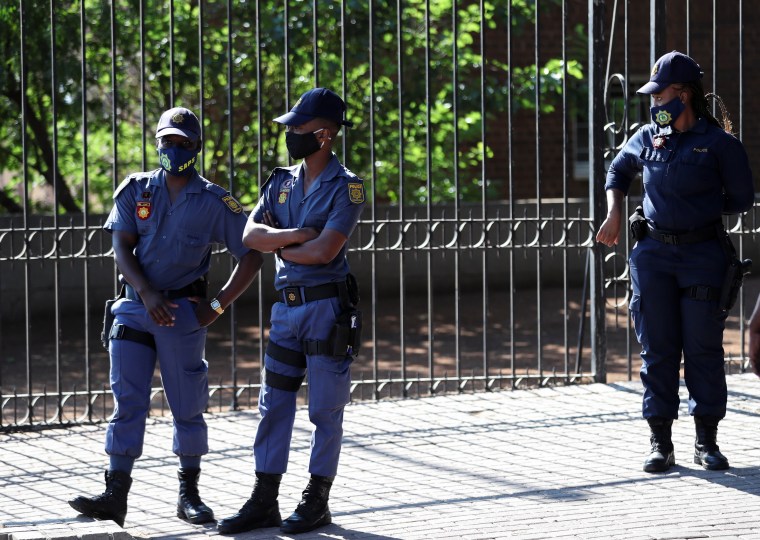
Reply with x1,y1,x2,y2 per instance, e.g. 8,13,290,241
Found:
203,182,244,214
222,194,243,214
348,182,365,204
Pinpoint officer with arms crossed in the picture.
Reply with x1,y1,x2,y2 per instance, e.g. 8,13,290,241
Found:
69,107,263,527
596,51,754,473
218,88,365,535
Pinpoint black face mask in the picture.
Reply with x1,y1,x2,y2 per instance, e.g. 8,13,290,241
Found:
285,131,321,160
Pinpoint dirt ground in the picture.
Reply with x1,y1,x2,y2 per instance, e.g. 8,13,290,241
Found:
2,278,758,402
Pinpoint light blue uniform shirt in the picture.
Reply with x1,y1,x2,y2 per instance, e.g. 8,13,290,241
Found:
104,169,250,290
252,154,365,289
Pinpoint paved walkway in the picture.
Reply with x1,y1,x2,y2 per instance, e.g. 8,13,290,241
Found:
3,375,760,540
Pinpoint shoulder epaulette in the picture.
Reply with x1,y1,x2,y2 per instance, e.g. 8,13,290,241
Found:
204,182,244,214
260,166,296,193
113,172,153,199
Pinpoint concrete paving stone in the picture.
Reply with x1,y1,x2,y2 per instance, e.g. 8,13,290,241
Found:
6,376,760,539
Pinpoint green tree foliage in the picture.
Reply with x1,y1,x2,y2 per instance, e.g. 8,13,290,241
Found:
0,0,584,214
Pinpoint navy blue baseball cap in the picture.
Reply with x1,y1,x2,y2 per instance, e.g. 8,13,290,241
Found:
637,51,704,94
274,88,354,128
155,107,201,141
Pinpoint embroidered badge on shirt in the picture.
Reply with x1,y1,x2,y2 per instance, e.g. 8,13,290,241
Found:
278,191,289,204
222,195,243,214
348,183,365,204
653,136,666,149
693,147,708,153
136,201,152,220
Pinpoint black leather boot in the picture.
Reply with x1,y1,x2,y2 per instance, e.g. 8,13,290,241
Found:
694,415,729,470
68,470,132,527
217,472,282,534
280,475,333,534
176,468,215,524
643,417,675,473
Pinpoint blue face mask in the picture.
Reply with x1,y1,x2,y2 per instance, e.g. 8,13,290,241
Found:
650,96,685,127
157,146,199,177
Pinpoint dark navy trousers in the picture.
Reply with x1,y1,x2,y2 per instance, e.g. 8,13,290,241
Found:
629,236,729,419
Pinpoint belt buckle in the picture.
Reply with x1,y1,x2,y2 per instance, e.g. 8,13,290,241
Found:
284,287,302,306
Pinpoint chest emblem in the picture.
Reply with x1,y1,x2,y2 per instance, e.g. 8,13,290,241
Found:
222,195,243,214
653,136,666,149
136,201,152,220
278,191,289,204
348,182,365,204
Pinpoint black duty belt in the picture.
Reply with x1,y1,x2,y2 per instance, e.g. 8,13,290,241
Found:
279,282,347,307
647,224,718,245
124,279,207,303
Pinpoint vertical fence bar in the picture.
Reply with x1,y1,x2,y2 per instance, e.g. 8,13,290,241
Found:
738,0,747,368
507,0,516,388
255,0,265,387
312,0,319,87
649,0,665,63
139,0,146,171
561,0,570,381
534,0,543,381
368,0,379,400
589,0,607,383
284,0,290,109
452,0,461,388
396,0,407,396
479,0,489,388
340,0,347,163
49,0,63,424
226,0,238,410
169,0,175,106
19,0,33,425
198,0,205,176
425,0,434,394
80,0,93,421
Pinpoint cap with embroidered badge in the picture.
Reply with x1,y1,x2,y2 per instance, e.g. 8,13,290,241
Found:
637,50,704,95
273,88,354,128
156,107,201,141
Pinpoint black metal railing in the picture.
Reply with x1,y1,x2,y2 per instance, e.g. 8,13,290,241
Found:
1,0,756,431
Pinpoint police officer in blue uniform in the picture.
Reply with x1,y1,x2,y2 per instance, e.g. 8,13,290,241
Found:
218,88,365,535
597,51,754,473
69,107,263,526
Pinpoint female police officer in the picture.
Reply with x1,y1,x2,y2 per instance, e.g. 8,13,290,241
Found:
596,51,754,473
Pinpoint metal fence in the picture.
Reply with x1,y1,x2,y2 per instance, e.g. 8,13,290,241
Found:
1,0,757,431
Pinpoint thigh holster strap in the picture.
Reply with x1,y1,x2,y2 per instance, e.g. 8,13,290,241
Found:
266,341,307,368
263,368,304,392
682,285,720,302
109,323,156,350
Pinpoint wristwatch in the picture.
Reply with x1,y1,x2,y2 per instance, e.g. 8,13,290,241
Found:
209,298,225,315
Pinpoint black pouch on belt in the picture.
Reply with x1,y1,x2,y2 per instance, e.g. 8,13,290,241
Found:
628,205,648,241
331,309,363,357
101,286,125,350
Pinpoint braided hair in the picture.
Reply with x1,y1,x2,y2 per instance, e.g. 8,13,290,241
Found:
682,79,733,134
